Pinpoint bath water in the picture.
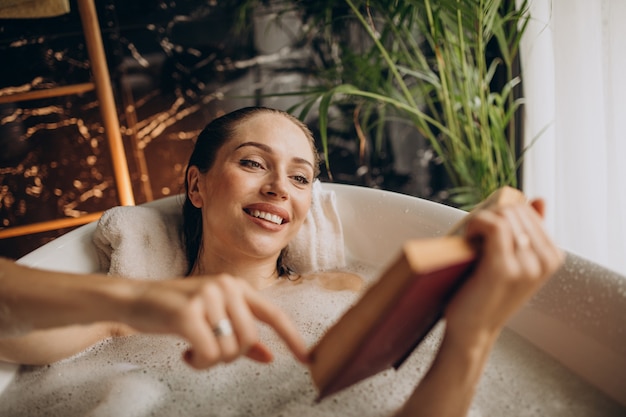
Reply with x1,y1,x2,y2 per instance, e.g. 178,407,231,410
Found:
0,259,622,416
0,260,442,416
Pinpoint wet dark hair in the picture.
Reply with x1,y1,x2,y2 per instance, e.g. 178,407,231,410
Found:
182,106,319,275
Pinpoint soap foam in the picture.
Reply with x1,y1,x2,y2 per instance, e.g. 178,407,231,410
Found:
0,260,439,416
1,259,622,416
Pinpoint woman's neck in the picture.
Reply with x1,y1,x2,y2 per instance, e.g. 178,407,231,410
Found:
190,250,280,290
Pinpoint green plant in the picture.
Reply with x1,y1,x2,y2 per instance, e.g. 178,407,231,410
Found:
287,0,531,208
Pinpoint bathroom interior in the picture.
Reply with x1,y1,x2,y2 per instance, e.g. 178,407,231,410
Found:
0,0,625,416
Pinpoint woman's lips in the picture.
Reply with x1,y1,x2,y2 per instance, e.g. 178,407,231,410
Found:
246,209,284,225
243,203,290,226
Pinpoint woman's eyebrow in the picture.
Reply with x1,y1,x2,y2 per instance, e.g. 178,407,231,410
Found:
236,141,271,153
235,141,314,170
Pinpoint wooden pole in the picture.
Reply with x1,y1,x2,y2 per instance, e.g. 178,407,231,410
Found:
76,0,135,206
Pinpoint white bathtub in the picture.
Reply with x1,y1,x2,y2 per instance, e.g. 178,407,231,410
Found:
1,183,624,416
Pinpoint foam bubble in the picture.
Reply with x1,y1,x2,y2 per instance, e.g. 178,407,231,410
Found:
0,263,433,416
0,261,623,416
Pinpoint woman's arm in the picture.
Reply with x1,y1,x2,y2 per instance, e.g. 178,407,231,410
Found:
396,329,497,417
0,324,125,364
397,200,564,417
0,257,308,367
0,257,137,337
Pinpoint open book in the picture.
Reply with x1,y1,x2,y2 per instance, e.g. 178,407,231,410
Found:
308,186,526,400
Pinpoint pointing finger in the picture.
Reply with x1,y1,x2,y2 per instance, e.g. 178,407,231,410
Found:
242,286,309,363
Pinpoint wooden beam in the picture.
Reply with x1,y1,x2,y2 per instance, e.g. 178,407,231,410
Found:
0,83,95,104
0,212,102,239
77,0,135,206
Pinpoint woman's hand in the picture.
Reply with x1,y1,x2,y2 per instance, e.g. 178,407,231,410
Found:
444,199,565,345
0,260,306,367
122,274,309,369
397,200,564,417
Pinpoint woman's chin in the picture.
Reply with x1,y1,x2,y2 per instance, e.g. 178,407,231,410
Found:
238,238,288,261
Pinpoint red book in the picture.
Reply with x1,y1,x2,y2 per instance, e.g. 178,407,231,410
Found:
308,186,526,400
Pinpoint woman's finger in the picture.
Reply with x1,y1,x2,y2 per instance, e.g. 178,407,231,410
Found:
506,207,545,285
530,198,546,219
513,203,565,279
179,282,241,369
178,302,221,369
200,282,241,364
221,281,262,360
245,341,274,363
501,206,534,254
241,285,309,363
465,208,516,264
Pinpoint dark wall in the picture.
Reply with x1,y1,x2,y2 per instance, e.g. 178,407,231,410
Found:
0,0,432,259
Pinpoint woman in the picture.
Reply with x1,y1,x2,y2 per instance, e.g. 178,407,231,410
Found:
0,106,563,416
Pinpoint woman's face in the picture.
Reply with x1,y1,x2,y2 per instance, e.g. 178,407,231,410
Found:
188,112,316,264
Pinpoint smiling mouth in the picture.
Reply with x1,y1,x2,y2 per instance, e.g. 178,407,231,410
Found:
245,209,285,225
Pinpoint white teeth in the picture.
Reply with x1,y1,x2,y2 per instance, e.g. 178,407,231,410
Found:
250,210,283,225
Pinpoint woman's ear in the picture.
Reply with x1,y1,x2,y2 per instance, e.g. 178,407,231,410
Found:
187,166,203,208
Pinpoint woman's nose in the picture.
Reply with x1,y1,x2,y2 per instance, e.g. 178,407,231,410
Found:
263,174,289,200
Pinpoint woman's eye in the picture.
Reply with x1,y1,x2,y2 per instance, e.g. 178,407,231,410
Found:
240,159,263,169
292,175,310,185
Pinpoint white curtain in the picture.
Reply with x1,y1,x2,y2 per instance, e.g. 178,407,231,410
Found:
520,0,626,276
